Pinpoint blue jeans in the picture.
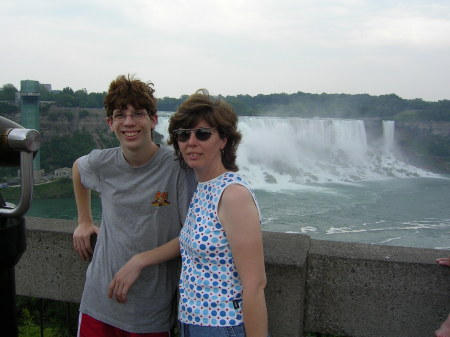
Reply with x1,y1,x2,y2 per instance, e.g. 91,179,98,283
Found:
179,322,246,337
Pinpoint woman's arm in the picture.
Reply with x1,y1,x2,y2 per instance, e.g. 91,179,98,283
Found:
436,257,450,266
108,237,181,303
219,184,268,337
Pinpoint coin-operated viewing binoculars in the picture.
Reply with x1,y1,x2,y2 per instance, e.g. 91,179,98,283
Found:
0,116,41,337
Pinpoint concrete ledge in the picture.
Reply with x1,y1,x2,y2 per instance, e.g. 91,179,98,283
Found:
305,240,450,337
263,232,310,337
16,217,88,303
14,217,450,337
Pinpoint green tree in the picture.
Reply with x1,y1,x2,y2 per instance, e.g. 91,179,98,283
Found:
86,92,106,108
0,102,18,116
74,88,88,107
18,308,59,337
157,96,183,112
39,85,54,101
0,83,18,103
17,296,79,337
61,87,74,96
53,88,77,107
2,80,450,119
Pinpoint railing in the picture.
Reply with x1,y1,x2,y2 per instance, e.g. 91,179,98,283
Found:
16,217,450,337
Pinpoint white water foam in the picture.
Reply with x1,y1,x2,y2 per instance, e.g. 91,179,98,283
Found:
156,116,438,190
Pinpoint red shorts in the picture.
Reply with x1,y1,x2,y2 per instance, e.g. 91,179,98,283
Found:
78,313,170,337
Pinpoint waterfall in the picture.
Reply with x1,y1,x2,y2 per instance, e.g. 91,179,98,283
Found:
155,115,436,190
382,120,395,153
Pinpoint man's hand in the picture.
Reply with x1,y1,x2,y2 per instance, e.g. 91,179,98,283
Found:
73,224,99,260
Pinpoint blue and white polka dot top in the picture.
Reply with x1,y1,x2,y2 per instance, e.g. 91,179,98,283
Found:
178,171,261,327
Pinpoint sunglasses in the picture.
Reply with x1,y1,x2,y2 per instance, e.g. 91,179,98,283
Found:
173,128,216,142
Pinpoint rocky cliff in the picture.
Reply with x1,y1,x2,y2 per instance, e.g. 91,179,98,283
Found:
395,121,450,173
39,106,164,146
39,107,110,146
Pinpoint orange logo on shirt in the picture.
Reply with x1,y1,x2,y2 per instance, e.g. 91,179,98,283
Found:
151,191,170,206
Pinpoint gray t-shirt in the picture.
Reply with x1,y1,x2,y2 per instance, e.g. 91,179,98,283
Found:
77,146,196,333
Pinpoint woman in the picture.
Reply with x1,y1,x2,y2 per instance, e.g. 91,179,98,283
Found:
168,89,268,337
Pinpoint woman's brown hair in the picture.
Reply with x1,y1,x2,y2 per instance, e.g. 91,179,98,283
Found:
168,89,242,171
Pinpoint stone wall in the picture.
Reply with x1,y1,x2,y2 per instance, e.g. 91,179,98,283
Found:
15,217,450,337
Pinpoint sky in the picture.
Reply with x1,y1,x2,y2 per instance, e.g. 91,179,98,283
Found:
1,0,450,101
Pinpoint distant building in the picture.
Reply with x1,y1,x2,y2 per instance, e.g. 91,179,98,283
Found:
40,83,51,92
54,167,72,178
34,169,45,179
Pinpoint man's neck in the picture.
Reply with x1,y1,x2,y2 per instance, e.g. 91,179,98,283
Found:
122,142,159,167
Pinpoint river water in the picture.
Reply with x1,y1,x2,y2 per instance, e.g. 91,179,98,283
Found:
23,176,450,250
20,116,450,250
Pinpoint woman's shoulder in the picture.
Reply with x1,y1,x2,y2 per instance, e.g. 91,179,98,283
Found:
222,183,253,203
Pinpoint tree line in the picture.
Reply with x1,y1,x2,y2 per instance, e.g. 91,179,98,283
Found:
1,83,449,121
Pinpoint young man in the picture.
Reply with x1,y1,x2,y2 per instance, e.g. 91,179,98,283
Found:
72,74,195,336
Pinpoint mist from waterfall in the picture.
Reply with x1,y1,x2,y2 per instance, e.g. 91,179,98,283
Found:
156,115,437,191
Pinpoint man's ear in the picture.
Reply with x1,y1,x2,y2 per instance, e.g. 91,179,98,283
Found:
106,117,114,131
150,114,158,129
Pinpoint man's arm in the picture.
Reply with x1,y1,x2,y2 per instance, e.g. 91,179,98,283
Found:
72,159,100,260
108,237,181,303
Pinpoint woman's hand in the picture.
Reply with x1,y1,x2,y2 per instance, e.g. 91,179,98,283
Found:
108,254,145,303
436,257,450,266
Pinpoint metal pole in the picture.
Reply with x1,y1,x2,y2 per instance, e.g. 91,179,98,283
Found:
0,150,35,218
0,117,40,337
0,267,18,336
0,217,26,337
